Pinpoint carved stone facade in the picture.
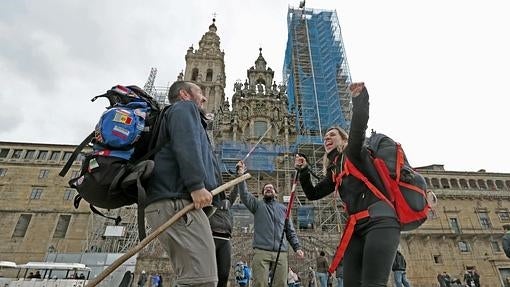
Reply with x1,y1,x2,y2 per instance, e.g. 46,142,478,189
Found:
214,48,296,146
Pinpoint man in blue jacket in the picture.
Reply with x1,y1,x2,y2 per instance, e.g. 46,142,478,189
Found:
235,161,304,287
145,81,219,287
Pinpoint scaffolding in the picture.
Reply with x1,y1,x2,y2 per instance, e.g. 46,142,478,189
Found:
282,6,353,248
284,7,352,145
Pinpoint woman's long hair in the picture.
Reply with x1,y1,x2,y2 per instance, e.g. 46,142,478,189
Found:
322,126,348,174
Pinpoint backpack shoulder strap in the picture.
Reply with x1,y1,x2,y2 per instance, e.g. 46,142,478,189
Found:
73,194,122,225
89,204,122,225
59,131,95,177
132,104,172,165
343,158,393,207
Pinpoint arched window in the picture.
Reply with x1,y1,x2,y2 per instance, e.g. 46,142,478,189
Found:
450,178,459,189
440,178,450,189
477,179,487,190
206,69,213,82
191,68,199,81
468,179,478,189
459,179,469,189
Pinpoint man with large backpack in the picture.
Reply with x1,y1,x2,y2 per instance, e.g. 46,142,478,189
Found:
144,81,219,287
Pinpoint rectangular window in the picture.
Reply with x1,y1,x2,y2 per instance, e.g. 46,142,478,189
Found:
12,149,23,159
30,187,44,200
449,218,461,234
458,241,470,252
76,153,86,162
38,169,49,179
63,189,75,201
53,215,72,238
71,170,81,179
50,151,61,161
12,214,32,238
62,152,72,162
37,150,48,160
478,212,492,229
428,209,438,219
490,240,501,252
0,148,9,158
24,150,36,160
433,255,443,264
0,168,7,177
498,211,510,222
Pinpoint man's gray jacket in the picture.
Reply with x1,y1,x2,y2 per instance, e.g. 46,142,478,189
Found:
236,181,301,252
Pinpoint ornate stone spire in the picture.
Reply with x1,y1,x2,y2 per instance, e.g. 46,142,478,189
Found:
255,47,267,70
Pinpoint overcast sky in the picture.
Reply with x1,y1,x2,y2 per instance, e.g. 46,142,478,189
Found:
1,0,509,173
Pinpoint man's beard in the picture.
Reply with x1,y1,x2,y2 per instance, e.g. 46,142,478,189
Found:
263,193,275,201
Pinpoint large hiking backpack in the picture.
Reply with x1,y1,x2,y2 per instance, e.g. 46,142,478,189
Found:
341,131,432,231
59,85,166,240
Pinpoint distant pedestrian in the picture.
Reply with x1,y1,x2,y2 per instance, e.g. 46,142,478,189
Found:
288,267,299,287
463,271,474,287
437,273,445,287
307,267,317,287
315,250,328,287
151,273,161,287
392,250,411,287
442,272,451,287
335,262,343,287
138,270,147,287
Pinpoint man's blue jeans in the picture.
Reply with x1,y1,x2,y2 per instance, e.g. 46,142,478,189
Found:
336,277,343,287
316,272,328,287
393,271,411,287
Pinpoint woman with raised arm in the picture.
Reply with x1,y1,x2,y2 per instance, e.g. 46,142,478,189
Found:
294,82,400,287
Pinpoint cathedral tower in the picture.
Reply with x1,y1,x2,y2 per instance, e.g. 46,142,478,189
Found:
183,18,226,114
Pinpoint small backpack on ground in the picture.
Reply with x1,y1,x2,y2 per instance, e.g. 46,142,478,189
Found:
59,85,167,240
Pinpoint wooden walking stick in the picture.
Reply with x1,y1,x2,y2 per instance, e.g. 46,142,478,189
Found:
86,173,252,287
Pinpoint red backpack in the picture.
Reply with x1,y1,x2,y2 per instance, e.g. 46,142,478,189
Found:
329,132,432,273
362,132,430,230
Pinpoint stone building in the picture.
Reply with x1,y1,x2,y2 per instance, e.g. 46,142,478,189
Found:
0,142,90,264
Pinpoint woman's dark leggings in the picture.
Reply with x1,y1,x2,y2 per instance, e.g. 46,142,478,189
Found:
214,238,232,287
343,227,400,287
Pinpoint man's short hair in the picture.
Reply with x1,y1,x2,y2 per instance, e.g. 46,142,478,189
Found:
167,81,194,103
